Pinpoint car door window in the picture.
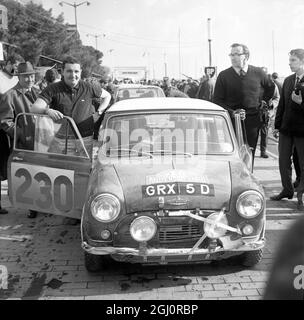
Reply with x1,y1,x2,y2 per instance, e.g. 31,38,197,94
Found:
15,114,90,159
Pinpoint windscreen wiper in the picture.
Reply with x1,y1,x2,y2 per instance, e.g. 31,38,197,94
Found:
107,148,153,158
152,150,193,157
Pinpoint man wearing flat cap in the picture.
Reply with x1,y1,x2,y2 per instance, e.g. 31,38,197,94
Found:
0,61,40,218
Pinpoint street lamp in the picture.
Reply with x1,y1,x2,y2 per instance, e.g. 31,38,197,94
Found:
59,1,90,34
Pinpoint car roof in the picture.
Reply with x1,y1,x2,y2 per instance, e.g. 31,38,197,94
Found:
107,98,225,113
115,84,162,90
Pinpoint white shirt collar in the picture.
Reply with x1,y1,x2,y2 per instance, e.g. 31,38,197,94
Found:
233,64,249,75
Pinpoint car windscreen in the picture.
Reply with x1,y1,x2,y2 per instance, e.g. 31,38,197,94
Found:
99,113,234,157
117,88,164,101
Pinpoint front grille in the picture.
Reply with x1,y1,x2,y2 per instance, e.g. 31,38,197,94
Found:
159,224,201,243
114,215,206,248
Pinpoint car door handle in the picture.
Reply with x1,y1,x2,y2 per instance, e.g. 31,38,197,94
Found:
12,157,24,161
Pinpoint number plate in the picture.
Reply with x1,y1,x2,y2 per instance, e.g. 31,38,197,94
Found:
142,182,215,198
11,163,74,214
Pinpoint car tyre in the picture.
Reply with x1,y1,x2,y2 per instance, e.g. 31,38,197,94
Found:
84,252,110,272
240,249,263,267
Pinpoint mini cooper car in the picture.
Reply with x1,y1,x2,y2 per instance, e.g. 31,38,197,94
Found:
8,98,265,272
113,84,165,103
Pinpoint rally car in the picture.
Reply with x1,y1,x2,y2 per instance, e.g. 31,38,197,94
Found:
113,84,165,103
8,98,265,272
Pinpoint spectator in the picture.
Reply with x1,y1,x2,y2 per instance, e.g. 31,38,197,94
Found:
185,79,199,98
0,53,24,95
196,75,215,101
213,43,275,164
162,77,188,98
0,61,40,218
271,48,304,210
45,68,61,86
271,72,283,95
0,53,24,215
268,77,281,133
259,72,280,158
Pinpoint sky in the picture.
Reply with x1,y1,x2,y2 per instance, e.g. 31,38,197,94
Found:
19,0,304,79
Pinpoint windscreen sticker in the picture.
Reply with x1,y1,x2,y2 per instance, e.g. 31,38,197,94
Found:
146,170,209,185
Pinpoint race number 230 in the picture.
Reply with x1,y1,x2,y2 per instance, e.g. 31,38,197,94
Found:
12,164,74,213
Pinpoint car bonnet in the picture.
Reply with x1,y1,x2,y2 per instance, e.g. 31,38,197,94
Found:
113,157,231,213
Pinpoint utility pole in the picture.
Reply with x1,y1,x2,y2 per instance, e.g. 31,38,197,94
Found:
59,1,90,36
87,33,104,50
164,52,168,77
272,30,276,72
207,18,212,67
153,63,155,79
178,27,181,79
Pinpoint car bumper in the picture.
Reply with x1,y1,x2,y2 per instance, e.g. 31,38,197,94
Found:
82,235,265,258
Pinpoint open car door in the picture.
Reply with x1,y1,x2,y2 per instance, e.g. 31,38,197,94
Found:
8,113,92,219
234,113,253,173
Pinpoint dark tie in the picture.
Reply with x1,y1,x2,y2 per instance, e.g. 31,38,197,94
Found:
295,76,300,87
240,69,246,79
294,76,301,94
25,90,34,103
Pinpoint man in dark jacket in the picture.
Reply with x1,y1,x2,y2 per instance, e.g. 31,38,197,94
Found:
213,43,275,162
271,49,304,208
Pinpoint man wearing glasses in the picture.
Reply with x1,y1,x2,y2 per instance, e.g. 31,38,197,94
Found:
213,43,275,163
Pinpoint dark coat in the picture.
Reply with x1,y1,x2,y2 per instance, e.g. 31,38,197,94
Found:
0,129,10,180
196,79,215,101
0,83,39,138
0,83,39,179
275,74,304,137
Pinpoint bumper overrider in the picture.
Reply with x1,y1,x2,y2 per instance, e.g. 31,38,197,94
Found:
81,209,265,262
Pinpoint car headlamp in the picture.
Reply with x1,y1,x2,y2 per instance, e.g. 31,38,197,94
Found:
130,217,157,242
203,212,229,239
236,191,264,219
90,194,120,223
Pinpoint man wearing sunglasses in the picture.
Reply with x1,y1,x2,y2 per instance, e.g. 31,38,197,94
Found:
213,43,275,164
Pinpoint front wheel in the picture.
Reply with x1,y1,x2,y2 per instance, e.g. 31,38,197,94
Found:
240,249,263,267
84,252,111,272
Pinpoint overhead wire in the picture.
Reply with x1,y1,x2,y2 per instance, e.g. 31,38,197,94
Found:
79,30,200,49
79,23,201,45
15,1,202,49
